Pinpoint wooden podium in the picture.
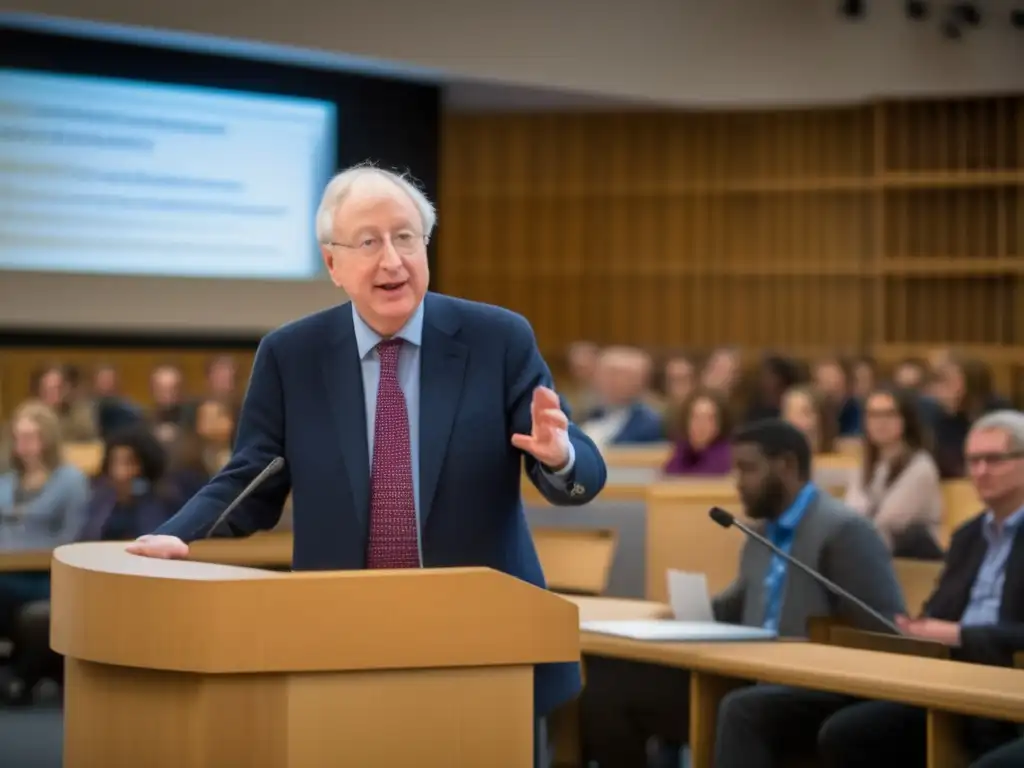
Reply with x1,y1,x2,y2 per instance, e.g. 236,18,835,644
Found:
50,542,581,768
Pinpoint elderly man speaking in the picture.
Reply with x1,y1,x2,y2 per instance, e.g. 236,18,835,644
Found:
127,164,608,761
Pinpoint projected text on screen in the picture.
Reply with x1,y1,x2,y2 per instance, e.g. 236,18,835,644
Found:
0,69,337,279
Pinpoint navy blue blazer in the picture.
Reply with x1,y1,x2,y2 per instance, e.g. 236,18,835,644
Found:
155,293,608,715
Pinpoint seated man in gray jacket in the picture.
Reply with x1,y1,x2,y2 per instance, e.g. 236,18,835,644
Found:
579,419,906,768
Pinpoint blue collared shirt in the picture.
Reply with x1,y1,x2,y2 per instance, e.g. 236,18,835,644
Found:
960,506,1024,627
761,483,818,632
351,302,574,564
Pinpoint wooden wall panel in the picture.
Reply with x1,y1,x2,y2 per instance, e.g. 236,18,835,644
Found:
439,97,1023,391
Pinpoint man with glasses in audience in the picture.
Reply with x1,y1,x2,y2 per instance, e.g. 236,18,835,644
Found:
812,410,1024,767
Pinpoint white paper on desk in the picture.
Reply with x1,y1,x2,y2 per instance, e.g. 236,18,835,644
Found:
667,569,714,622
581,620,777,642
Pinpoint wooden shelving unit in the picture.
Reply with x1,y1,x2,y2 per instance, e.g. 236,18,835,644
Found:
439,98,1023,393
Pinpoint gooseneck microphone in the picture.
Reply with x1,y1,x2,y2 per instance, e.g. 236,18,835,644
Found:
708,506,903,636
202,457,286,539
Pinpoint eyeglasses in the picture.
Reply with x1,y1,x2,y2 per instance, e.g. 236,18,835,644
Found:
966,451,1024,467
323,230,428,258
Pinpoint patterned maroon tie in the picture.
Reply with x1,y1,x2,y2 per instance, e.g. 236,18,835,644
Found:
366,338,420,569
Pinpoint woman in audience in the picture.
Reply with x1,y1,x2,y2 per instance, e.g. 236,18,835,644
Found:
77,425,177,542
0,401,89,704
782,386,859,494
165,399,236,502
662,389,733,476
813,357,861,436
929,355,1012,478
194,397,236,464
781,385,838,454
844,387,944,560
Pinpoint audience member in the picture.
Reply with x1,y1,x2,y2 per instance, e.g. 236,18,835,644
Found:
579,346,663,448
0,401,89,704
564,341,601,421
31,364,97,442
91,363,119,398
892,357,928,392
0,401,90,556
929,355,1012,478
782,385,838,455
77,426,177,542
580,420,904,768
813,357,861,436
149,363,189,443
850,355,877,402
662,388,732,476
204,355,239,404
844,387,944,560
701,347,741,397
817,410,1024,767
659,351,697,436
744,355,803,423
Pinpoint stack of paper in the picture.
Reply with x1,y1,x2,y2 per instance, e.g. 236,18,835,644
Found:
580,620,777,642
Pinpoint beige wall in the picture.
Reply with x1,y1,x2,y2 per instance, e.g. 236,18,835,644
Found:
5,0,1023,107
0,272,343,335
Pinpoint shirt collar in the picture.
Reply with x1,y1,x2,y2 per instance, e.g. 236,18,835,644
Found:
982,504,1024,543
771,483,818,532
351,300,425,360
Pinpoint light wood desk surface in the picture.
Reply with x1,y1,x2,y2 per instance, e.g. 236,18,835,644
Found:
0,533,296,572
581,632,1024,768
580,633,1024,722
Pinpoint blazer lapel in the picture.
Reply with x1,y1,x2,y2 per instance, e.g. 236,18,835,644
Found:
418,296,468,525
322,304,370,530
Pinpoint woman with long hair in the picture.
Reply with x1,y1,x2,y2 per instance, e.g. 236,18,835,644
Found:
844,387,944,559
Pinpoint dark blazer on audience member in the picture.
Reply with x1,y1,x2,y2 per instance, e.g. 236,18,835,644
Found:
611,402,664,444
714,492,906,635
152,294,608,717
77,482,177,542
922,512,1024,667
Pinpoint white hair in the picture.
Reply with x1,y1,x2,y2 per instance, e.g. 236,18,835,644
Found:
970,410,1024,451
314,163,436,244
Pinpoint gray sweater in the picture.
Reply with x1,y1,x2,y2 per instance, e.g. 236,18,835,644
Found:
0,464,90,551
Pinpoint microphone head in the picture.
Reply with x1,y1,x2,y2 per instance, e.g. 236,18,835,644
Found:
709,506,735,528
267,457,286,474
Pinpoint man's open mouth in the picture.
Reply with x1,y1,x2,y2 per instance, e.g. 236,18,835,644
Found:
376,281,406,292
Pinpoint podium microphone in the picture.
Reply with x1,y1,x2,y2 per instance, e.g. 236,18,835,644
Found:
203,457,286,538
708,506,903,636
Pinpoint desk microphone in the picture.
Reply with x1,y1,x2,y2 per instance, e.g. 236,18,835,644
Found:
708,506,903,636
203,457,286,539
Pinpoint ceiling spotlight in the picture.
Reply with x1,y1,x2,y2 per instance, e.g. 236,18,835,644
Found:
840,0,865,19
952,2,981,25
905,0,929,20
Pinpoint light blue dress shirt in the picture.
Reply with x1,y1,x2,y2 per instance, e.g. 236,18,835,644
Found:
761,483,818,632
960,505,1024,627
351,303,574,564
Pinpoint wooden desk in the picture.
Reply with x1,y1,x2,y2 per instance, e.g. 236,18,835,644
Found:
567,596,671,623
646,479,743,600
581,634,1024,768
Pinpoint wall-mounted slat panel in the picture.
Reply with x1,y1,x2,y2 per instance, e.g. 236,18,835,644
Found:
439,98,1024,385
